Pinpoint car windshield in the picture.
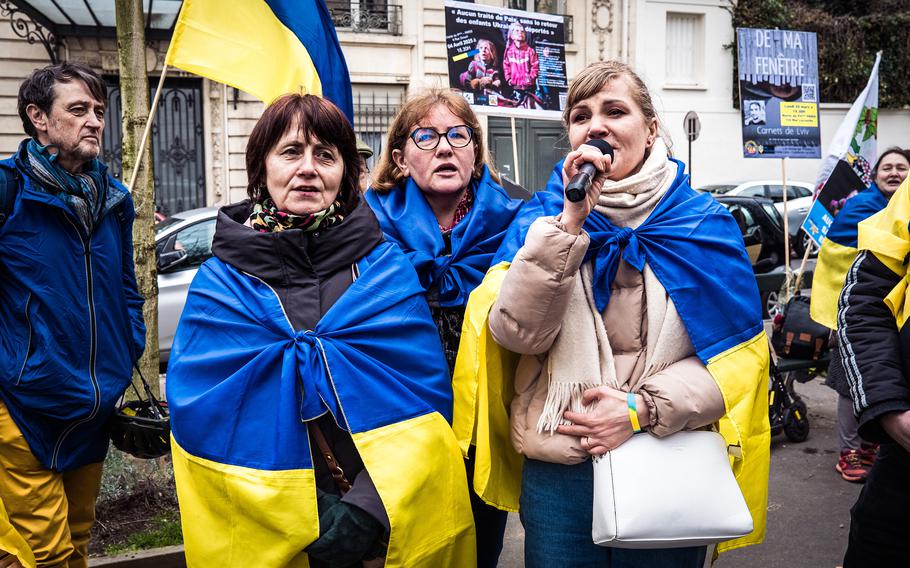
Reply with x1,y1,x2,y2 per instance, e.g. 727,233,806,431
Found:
700,184,737,195
155,217,184,233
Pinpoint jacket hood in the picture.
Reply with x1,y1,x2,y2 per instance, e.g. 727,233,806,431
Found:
212,198,385,285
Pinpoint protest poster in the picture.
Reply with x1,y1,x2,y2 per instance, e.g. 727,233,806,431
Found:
444,0,568,119
737,28,821,159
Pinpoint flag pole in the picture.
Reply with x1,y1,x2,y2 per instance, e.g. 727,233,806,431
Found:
781,157,792,295
128,63,169,191
510,116,520,186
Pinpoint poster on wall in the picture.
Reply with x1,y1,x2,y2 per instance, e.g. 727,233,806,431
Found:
737,28,821,159
444,0,568,119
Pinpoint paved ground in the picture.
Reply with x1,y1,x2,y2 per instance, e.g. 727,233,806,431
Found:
498,376,862,568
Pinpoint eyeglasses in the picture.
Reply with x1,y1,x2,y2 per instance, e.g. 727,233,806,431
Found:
408,125,474,150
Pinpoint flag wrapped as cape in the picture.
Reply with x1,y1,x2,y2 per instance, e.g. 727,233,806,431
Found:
453,160,770,553
165,0,353,121
810,185,888,329
857,177,910,327
167,241,474,567
802,53,881,246
364,166,522,307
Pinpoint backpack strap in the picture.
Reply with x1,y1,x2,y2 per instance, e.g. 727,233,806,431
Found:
0,164,21,228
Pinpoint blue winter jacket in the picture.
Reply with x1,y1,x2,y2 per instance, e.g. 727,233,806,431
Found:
0,140,146,472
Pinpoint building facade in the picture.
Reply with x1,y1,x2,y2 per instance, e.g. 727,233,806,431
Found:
1,0,907,215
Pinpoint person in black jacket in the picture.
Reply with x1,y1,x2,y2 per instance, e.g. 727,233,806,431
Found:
838,180,910,567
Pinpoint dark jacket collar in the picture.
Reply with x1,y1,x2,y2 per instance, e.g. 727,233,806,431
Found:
212,197,385,285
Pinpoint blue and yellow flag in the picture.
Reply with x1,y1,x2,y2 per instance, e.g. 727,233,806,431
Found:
857,177,910,327
165,0,353,120
810,185,888,329
365,166,523,307
168,242,474,567
454,161,770,553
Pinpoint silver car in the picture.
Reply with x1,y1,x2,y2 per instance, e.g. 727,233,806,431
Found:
156,207,219,366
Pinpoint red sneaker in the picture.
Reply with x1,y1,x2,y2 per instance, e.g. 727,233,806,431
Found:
836,450,870,483
859,443,879,467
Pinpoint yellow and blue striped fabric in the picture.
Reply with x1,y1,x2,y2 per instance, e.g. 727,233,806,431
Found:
454,165,770,553
857,177,910,327
810,185,889,329
165,0,353,119
168,242,475,567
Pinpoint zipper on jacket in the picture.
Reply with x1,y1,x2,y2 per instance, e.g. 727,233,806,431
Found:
14,293,32,385
51,218,101,470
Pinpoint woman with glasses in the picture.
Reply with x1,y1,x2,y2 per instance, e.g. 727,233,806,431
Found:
366,88,522,568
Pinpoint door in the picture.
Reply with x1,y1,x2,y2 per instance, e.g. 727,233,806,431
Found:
487,117,569,193
102,77,207,217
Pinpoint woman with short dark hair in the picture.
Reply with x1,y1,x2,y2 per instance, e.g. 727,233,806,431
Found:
167,94,475,568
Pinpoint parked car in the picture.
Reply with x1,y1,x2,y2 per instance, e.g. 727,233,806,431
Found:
700,180,817,257
714,195,788,318
156,207,218,367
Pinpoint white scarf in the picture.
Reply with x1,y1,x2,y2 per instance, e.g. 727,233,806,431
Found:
536,139,692,433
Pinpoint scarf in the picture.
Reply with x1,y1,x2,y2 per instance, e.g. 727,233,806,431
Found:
365,165,523,307
25,139,107,235
439,186,474,233
248,196,343,233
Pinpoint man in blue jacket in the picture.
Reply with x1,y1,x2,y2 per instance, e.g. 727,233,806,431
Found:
0,62,145,568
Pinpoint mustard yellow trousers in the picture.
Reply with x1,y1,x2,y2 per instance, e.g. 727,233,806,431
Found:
0,401,103,568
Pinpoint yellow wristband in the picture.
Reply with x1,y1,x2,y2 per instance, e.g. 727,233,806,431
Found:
627,392,642,433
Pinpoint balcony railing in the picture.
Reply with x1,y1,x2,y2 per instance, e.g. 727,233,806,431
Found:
327,1,402,36
563,14,573,44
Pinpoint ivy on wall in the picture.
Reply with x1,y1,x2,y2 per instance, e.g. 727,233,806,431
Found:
728,0,910,108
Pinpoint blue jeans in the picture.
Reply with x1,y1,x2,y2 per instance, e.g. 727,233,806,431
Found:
520,459,707,568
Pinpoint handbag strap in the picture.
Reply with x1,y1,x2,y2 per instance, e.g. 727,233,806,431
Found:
307,422,353,495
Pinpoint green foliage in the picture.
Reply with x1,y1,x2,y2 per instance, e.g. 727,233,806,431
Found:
103,515,183,556
728,0,910,108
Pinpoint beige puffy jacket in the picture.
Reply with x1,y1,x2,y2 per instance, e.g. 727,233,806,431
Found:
488,216,726,465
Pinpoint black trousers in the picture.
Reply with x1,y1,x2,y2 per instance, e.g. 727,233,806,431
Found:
466,448,510,568
844,443,910,567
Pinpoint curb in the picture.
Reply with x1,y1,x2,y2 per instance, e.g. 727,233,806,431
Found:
90,545,185,567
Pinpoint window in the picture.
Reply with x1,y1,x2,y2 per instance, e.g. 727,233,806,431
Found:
765,185,801,201
665,12,704,87
739,186,766,198
160,219,216,271
326,1,401,35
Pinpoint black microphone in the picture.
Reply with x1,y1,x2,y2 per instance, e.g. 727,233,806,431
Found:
564,139,614,203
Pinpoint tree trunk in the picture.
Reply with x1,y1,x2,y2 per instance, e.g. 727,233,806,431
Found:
115,0,160,396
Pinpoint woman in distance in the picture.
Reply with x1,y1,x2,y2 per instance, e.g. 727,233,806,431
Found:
166,94,474,568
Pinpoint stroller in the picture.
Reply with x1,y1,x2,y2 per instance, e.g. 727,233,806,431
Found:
768,353,827,442
768,294,832,443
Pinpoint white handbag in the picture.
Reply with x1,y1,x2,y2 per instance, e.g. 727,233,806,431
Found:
592,429,753,549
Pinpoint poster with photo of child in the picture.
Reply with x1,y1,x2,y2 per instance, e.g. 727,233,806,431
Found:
444,0,568,118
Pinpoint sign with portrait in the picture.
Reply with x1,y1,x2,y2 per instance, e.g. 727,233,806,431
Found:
444,0,568,119
737,28,821,159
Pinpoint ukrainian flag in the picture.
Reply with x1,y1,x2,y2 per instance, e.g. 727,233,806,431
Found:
165,0,353,120
168,242,475,567
811,185,889,329
856,177,910,326
454,162,770,554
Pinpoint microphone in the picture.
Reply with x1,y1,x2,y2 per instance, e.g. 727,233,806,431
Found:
564,139,614,203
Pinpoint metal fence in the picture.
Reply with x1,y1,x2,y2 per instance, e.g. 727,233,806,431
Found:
326,1,402,35
353,91,402,177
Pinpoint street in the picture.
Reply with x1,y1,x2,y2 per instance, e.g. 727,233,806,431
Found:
498,375,862,568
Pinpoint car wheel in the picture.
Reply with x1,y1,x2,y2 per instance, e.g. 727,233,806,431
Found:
761,289,782,319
